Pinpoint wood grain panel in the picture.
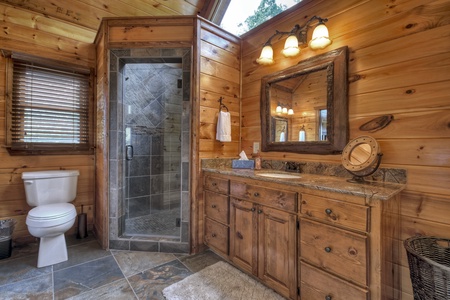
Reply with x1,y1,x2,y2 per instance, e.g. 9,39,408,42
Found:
200,40,240,69
350,110,450,139
200,56,240,84
109,25,193,42
349,81,450,117
0,3,97,43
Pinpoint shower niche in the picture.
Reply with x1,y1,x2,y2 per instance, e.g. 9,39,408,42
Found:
108,48,191,253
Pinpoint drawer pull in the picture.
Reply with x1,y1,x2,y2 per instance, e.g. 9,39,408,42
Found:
325,208,332,215
325,295,332,300
253,192,260,197
325,247,332,253
236,231,244,239
258,209,263,214
211,204,217,208
251,207,256,212
212,182,217,186
211,233,216,237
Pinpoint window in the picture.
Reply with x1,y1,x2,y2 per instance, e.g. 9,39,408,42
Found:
220,0,300,36
6,56,93,154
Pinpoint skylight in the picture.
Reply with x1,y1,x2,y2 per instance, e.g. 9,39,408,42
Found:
220,0,300,36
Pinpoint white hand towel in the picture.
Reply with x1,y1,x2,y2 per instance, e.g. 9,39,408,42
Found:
216,111,231,142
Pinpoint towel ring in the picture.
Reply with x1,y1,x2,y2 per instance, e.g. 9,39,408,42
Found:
218,97,229,112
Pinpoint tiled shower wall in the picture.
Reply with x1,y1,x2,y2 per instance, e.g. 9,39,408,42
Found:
108,48,191,253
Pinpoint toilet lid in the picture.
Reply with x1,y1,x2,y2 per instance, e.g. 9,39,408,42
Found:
26,203,77,227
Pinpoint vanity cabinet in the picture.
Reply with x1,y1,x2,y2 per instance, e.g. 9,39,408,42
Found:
203,175,230,257
299,191,400,300
202,171,401,300
229,180,298,299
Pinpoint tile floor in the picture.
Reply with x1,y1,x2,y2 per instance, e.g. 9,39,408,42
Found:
0,234,223,299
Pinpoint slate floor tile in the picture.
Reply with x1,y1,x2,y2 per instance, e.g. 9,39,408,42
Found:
54,255,124,299
0,274,53,300
127,259,192,300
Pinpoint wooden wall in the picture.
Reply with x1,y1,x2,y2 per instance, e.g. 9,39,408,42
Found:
0,2,96,243
198,21,241,159
240,0,450,298
194,19,241,251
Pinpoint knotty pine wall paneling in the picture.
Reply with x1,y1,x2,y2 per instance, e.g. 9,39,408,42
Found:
240,0,450,298
0,3,96,243
195,18,241,250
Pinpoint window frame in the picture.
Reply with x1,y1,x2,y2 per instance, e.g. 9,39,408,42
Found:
5,52,94,155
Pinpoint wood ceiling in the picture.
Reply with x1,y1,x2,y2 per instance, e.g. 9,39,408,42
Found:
0,0,216,43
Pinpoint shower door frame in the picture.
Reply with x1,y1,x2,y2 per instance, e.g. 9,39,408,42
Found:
108,47,192,253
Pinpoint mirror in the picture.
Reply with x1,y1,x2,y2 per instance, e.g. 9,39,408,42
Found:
261,46,348,154
341,136,382,182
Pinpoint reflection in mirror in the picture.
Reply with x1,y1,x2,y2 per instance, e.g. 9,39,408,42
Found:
261,46,348,154
349,143,372,165
272,117,288,142
269,68,328,142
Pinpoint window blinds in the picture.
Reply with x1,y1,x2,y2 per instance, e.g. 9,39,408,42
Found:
11,60,90,151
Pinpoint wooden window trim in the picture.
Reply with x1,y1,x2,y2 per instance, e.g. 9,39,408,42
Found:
4,52,94,156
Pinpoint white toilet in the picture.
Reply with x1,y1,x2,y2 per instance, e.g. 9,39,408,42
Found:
22,170,79,268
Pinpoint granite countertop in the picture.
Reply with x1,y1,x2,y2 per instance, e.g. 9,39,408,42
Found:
202,167,406,201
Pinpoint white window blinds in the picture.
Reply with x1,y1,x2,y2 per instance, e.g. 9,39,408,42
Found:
11,60,91,151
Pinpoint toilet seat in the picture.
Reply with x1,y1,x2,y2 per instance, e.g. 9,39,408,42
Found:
26,203,76,227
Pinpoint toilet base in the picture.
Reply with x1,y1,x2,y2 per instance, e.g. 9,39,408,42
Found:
37,234,68,268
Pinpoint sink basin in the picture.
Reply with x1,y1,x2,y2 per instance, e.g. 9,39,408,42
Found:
256,172,301,179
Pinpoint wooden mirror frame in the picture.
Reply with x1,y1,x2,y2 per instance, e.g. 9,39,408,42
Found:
260,46,348,154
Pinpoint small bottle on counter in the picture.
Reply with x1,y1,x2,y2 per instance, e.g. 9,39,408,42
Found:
253,152,261,170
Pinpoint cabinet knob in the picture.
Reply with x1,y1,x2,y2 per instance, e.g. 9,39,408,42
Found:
325,295,332,300
258,209,263,214
211,204,217,208
325,247,332,253
212,182,217,186
211,233,216,237
254,192,260,197
251,207,256,212
325,208,332,215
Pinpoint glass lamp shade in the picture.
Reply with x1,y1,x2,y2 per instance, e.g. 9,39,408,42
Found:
282,107,288,114
281,34,300,57
256,45,275,65
309,23,332,50
288,108,294,115
276,105,282,113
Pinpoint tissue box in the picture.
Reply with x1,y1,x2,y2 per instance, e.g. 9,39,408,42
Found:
232,160,255,169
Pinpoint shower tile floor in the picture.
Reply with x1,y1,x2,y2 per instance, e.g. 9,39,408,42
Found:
124,208,180,237
0,233,223,299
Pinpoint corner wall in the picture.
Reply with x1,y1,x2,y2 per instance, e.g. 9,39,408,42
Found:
240,0,450,298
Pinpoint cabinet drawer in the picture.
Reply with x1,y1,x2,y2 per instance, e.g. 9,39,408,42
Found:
205,190,229,224
300,218,368,286
204,218,229,255
300,193,368,232
300,262,369,300
230,181,297,212
204,175,229,194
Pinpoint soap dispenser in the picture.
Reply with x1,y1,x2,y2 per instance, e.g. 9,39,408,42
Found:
253,151,261,170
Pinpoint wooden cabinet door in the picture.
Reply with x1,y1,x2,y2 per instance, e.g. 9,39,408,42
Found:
230,197,257,275
258,206,297,300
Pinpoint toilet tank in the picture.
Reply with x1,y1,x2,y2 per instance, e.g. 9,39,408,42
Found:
22,170,80,207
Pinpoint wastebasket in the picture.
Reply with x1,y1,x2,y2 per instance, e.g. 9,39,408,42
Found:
0,219,16,259
404,236,450,300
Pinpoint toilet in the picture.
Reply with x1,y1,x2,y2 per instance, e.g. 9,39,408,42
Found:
22,170,79,268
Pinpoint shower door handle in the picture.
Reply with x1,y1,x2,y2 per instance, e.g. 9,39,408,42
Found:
126,145,133,160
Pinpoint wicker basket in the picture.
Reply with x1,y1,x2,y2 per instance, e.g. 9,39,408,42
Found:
404,236,450,300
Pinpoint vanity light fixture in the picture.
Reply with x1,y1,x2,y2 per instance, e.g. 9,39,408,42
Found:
276,103,294,115
256,15,332,65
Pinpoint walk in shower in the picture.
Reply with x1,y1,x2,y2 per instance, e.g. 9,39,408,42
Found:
108,48,191,253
